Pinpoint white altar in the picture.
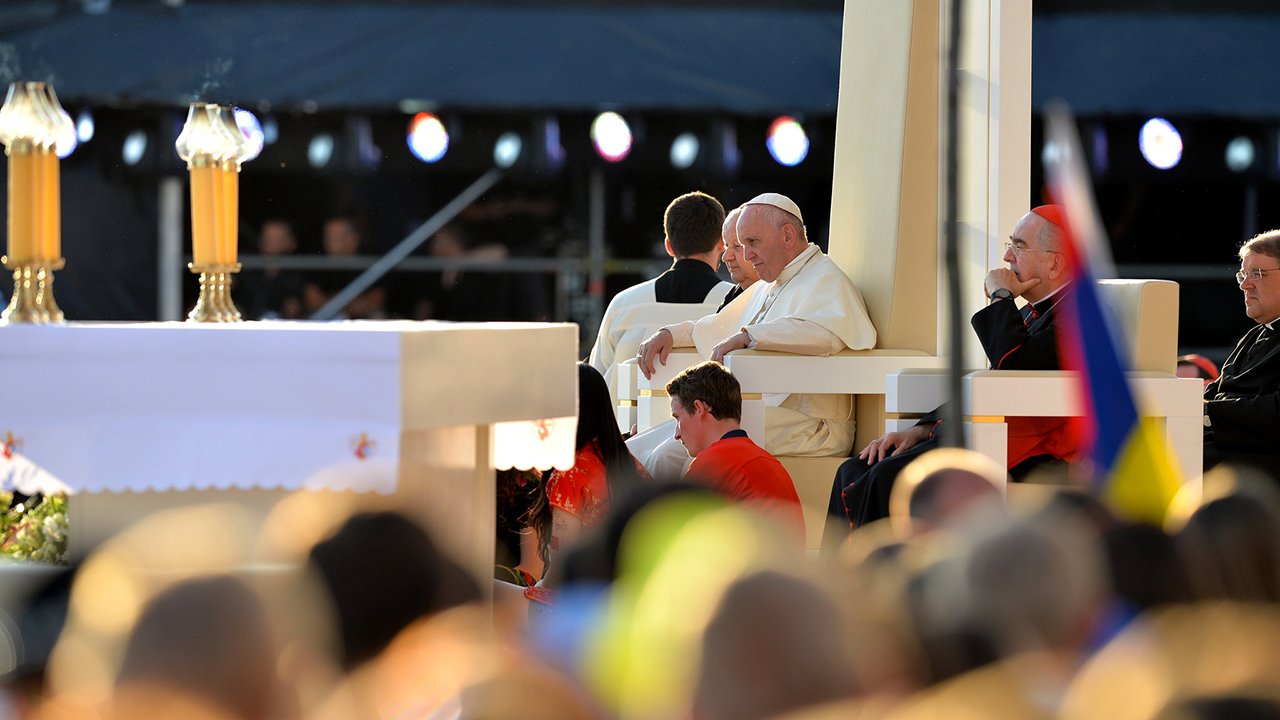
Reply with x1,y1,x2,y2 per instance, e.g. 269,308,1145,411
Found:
0,321,578,581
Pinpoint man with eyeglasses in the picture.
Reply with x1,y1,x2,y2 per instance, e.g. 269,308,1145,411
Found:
1204,230,1280,475
823,206,1077,554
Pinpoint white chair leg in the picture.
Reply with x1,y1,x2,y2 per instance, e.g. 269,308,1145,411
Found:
965,421,1009,494
1166,414,1203,494
742,398,766,446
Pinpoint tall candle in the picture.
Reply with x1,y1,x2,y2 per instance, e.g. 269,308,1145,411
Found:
6,141,37,263
39,148,58,261
189,156,219,266
218,158,239,265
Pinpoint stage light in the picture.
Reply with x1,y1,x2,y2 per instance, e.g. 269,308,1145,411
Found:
262,117,279,145
717,120,741,175
1041,140,1060,168
1092,125,1109,175
76,110,94,143
308,133,334,168
234,108,265,162
407,112,448,163
1226,136,1255,172
591,111,632,162
494,131,522,168
542,115,565,171
122,130,147,166
766,116,808,166
1139,118,1182,170
55,134,76,159
670,132,699,169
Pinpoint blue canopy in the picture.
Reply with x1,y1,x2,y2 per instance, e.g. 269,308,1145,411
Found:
0,2,843,114
1034,13,1280,118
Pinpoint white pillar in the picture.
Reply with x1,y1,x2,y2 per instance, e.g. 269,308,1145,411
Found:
157,176,184,321
950,0,1033,368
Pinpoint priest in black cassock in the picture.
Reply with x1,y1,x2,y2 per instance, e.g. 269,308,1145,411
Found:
1204,230,1280,477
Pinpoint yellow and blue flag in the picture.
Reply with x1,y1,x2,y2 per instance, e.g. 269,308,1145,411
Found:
1044,103,1182,524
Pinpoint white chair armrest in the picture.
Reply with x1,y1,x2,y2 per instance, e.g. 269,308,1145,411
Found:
624,351,704,432
724,348,946,395
616,359,640,433
962,370,1203,418
886,367,983,414
635,351,704,390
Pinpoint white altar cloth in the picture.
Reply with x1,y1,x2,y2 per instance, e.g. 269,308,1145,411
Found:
0,321,578,496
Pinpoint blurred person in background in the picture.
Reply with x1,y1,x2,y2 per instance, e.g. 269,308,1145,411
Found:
1176,492,1280,603
693,571,860,720
1061,471,1280,720
1177,353,1220,387
112,575,278,720
1155,696,1280,720
1204,230,1280,477
494,468,545,588
238,218,304,320
890,513,1107,719
308,511,481,672
885,448,1006,541
303,215,388,319
458,658,603,720
1,567,75,720
1102,521,1193,617
414,223,515,322
504,364,650,607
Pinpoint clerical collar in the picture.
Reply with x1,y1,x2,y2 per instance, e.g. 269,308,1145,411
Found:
774,243,821,287
1029,281,1073,316
748,244,821,325
720,429,749,441
671,258,719,275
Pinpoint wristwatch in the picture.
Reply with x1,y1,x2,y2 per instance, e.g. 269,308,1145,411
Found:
990,288,1014,301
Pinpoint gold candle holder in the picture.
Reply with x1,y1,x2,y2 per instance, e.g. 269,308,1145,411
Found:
1,256,64,325
0,81,71,325
187,262,242,323
178,104,252,323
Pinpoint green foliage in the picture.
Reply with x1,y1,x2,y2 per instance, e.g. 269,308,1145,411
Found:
0,492,69,564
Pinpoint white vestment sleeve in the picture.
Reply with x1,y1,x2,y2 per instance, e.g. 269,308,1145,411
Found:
744,318,845,356
587,314,614,376
664,320,697,347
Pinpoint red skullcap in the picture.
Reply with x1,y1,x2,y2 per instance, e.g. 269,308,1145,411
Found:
1178,353,1220,381
1031,204,1064,228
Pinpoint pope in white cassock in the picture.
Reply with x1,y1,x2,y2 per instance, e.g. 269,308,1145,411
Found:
630,193,877,477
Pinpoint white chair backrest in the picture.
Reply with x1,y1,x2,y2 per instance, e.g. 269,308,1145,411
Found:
1097,279,1178,374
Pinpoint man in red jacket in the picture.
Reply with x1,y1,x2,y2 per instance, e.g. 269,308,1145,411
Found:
667,361,805,541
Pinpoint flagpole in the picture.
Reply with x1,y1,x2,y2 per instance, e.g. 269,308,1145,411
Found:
943,0,965,447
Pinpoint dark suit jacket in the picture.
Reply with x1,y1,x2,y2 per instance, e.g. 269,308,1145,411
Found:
970,290,1065,370
918,289,1068,426
1205,322,1280,454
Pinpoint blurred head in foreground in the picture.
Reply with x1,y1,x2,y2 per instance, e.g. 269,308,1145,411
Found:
914,513,1106,671
1156,696,1280,720
308,511,480,671
889,448,1006,540
1177,492,1280,603
694,571,858,720
114,575,276,720
1103,521,1193,612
